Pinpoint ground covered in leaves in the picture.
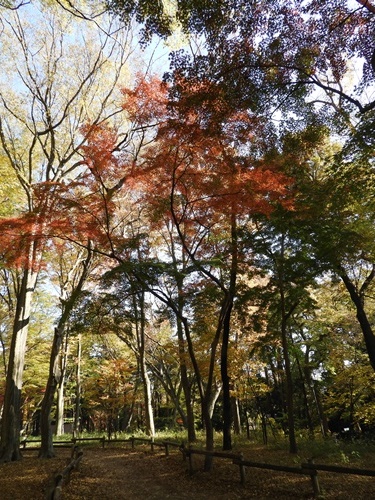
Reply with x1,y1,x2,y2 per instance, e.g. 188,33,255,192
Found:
1,439,375,499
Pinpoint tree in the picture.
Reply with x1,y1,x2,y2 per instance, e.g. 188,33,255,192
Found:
0,1,133,461
101,76,294,460
39,244,94,458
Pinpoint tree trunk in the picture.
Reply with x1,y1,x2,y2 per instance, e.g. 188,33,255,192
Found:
221,298,233,450
39,327,64,458
280,320,297,453
295,354,314,437
55,376,65,436
73,333,82,439
340,270,375,372
231,396,241,435
202,399,215,471
0,268,37,462
176,314,196,442
55,337,69,436
39,247,92,456
221,211,238,450
311,379,329,437
135,290,155,437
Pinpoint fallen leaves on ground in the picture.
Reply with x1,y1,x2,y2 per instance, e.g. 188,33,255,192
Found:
0,444,374,499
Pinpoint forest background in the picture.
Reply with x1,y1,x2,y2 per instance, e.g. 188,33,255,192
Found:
0,0,375,467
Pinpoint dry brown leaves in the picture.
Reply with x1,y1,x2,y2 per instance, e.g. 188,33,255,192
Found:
0,444,374,499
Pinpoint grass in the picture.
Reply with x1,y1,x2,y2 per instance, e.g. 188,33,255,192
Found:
25,428,375,469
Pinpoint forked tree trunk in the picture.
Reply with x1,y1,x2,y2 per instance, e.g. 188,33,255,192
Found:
0,268,38,462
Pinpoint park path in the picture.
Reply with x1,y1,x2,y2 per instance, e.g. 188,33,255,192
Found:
61,446,374,499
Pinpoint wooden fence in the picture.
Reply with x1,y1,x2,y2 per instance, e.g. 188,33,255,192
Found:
45,445,83,500
183,445,375,498
23,436,375,498
21,436,182,455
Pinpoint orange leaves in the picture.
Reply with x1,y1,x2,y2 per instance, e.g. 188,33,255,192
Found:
121,74,169,126
80,123,121,187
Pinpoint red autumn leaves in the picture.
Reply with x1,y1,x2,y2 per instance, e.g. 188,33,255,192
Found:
0,76,293,270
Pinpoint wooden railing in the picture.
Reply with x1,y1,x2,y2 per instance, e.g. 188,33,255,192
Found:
21,436,182,455
183,445,375,499
127,437,183,456
21,436,375,499
21,436,107,449
45,445,83,500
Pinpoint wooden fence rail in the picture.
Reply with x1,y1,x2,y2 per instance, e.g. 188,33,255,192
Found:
184,446,375,499
21,436,183,455
128,437,183,456
21,436,375,499
45,446,83,500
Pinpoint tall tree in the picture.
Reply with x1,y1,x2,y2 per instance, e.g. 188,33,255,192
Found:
39,244,94,458
0,1,133,461
105,76,294,459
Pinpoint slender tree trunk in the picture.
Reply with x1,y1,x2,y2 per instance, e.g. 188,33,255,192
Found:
231,396,241,435
73,334,82,439
310,378,329,437
221,211,238,450
135,290,155,437
280,318,297,453
295,355,314,436
278,236,298,454
202,398,215,471
39,327,64,458
39,248,92,457
221,297,233,450
55,377,65,436
176,318,196,441
55,337,69,436
0,268,37,462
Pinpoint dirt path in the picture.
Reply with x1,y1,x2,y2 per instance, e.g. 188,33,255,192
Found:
1,445,374,499
61,447,375,500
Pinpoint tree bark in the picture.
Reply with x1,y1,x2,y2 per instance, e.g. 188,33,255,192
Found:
231,395,241,435
134,290,155,437
0,268,37,462
72,334,82,439
55,337,69,436
340,269,375,372
39,327,64,458
221,296,233,450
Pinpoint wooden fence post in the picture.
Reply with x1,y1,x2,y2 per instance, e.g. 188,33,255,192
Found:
180,442,187,461
307,458,322,498
238,453,246,485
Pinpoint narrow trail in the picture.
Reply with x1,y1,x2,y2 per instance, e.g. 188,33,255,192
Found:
62,447,375,500
62,447,248,499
